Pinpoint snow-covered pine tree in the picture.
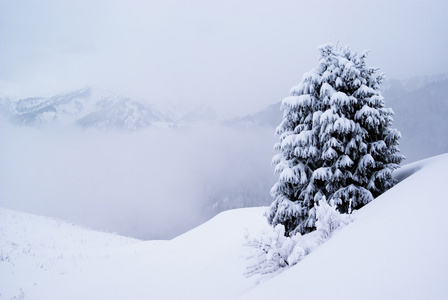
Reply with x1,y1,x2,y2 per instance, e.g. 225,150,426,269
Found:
268,43,404,236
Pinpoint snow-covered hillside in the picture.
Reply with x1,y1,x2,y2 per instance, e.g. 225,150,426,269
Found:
1,154,448,299
240,153,448,300
0,206,267,299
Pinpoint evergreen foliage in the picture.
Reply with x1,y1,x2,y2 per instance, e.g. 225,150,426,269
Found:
267,43,404,236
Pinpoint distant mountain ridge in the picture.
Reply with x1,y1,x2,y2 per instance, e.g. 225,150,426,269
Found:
382,73,448,98
0,87,179,130
384,76,448,163
76,94,173,131
0,87,224,130
1,88,93,126
224,101,281,128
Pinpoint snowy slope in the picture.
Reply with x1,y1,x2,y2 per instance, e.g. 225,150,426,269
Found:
0,207,268,299
2,154,448,299
0,208,142,299
240,154,448,300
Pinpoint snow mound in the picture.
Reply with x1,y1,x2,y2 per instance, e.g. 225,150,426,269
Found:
240,153,448,300
0,206,269,299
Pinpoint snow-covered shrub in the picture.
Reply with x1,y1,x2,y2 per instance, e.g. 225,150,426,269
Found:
246,198,352,281
245,224,292,277
314,196,352,239
268,43,404,236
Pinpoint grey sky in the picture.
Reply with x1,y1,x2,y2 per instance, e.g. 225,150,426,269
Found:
1,0,447,117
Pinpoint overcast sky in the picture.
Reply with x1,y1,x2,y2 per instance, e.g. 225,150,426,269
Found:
1,0,447,117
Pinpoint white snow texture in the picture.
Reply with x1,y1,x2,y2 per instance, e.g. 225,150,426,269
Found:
1,154,448,299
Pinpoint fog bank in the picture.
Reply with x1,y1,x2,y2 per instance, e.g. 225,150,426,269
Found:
0,121,275,239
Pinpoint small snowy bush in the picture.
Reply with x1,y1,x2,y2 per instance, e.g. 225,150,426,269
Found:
315,197,352,239
246,197,352,281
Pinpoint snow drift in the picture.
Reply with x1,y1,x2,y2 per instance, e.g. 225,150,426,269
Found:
1,154,448,299
240,154,448,300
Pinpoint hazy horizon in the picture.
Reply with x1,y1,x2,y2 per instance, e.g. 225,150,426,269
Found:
1,0,447,118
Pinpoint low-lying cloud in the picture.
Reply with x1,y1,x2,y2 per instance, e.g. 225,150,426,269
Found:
0,121,276,239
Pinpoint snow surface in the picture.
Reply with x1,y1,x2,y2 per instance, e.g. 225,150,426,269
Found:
240,154,448,300
2,154,448,299
0,207,268,299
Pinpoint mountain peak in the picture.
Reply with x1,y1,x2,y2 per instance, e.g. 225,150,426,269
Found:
0,87,176,130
